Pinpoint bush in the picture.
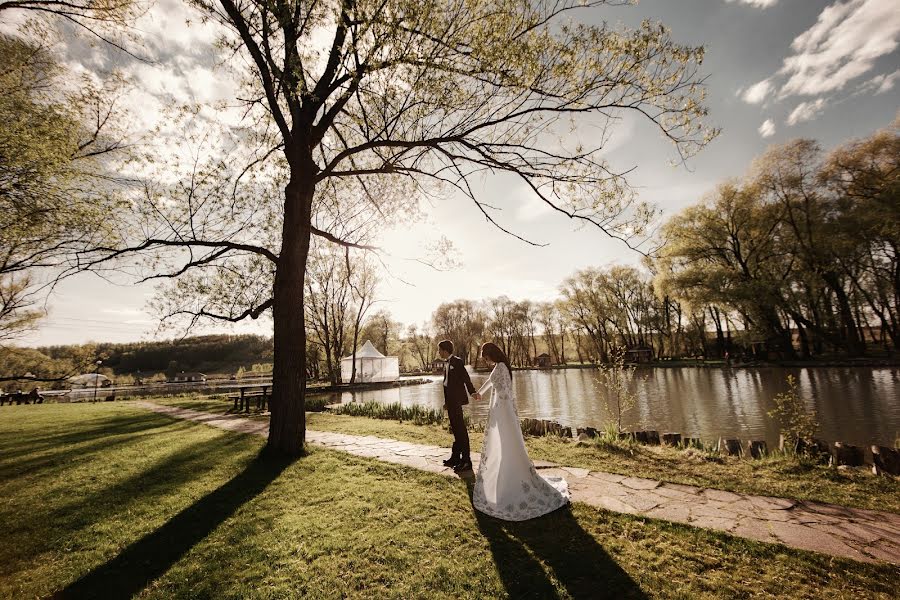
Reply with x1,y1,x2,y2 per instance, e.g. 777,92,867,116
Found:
768,375,819,454
594,346,638,434
305,395,331,412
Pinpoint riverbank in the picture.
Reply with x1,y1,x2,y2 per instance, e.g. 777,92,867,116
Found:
44,377,434,403
307,377,433,395
499,357,900,372
155,396,900,515
2,402,896,598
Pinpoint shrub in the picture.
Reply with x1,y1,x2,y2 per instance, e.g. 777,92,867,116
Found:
332,401,444,426
594,346,638,433
768,375,819,454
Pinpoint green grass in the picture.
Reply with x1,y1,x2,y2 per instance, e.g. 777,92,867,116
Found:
152,396,900,514
1,402,898,599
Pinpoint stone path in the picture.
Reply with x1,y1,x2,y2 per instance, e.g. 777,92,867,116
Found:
138,402,900,565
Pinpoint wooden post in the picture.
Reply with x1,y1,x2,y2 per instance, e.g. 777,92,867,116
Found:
747,440,767,459
718,438,743,456
831,442,864,467
871,446,900,475
661,433,681,446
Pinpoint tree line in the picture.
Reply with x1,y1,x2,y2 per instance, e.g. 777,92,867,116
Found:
421,120,900,365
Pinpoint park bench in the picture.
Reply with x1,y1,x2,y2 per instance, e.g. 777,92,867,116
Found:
226,385,270,413
0,390,44,405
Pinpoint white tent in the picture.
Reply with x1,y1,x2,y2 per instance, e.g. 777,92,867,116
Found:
341,340,399,383
68,373,111,388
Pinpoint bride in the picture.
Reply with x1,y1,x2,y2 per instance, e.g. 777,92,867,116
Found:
471,342,570,521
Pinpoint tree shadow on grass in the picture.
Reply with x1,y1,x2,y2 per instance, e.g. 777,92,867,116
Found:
0,420,198,486
51,450,293,600
0,413,182,462
464,477,647,599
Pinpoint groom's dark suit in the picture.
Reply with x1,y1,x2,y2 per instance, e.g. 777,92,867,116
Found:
443,354,476,464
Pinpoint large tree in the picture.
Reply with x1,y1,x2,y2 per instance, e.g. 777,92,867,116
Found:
85,0,715,455
0,33,129,364
820,119,900,349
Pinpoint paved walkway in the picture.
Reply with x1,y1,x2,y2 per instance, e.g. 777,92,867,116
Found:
138,402,900,565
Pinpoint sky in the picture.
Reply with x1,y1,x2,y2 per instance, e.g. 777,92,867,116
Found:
12,0,900,347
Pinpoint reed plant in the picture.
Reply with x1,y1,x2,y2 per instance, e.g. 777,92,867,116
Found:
332,401,445,426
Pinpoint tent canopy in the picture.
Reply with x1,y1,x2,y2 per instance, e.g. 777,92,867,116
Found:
68,373,110,387
340,340,399,383
342,340,385,360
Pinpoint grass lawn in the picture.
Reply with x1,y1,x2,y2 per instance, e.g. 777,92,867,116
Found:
2,402,896,599
156,396,900,515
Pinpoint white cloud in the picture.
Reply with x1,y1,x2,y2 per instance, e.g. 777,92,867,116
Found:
738,0,900,106
741,79,773,104
758,119,776,138
779,0,900,97
858,68,900,94
726,0,778,7
786,98,828,125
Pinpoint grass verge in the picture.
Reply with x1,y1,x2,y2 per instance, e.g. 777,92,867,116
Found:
1,402,898,598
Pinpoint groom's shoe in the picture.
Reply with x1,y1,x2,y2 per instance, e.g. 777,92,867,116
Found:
442,456,460,467
453,459,473,473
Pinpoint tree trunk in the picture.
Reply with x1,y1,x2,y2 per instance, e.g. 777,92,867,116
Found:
559,328,566,364
268,166,314,456
823,272,865,356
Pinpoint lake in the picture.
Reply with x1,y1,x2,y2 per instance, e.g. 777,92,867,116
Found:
326,367,900,447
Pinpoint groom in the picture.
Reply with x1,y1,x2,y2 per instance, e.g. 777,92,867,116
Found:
438,340,476,473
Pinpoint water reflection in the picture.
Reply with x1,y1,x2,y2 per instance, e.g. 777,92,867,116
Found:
329,367,900,447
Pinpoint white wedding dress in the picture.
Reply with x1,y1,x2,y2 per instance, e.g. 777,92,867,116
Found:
472,362,570,520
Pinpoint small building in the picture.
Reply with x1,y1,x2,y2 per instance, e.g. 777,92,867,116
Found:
431,358,446,374
341,340,400,383
169,371,207,383
534,353,552,368
624,347,653,363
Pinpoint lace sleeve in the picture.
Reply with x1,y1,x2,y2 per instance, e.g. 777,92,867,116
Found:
492,364,513,401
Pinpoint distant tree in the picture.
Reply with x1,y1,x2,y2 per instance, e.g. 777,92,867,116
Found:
655,182,796,358
820,118,900,349
656,119,899,359
405,323,436,372
361,309,400,357
432,300,487,364
164,360,179,381
346,252,378,384
0,346,80,385
305,245,354,384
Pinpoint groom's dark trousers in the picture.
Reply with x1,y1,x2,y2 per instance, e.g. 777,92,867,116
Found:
443,354,476,462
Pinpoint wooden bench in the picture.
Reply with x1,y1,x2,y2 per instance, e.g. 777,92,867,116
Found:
1,391,43,405
226,385,270,413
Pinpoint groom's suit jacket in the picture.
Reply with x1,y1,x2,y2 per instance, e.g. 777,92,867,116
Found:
443,355,476,407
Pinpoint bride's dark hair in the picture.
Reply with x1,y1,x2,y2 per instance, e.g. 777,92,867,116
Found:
480,342,513,380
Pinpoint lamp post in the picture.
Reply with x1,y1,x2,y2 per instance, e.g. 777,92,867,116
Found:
93,360,102,403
